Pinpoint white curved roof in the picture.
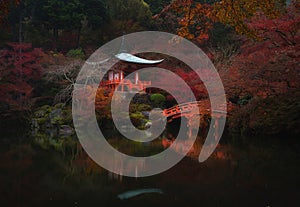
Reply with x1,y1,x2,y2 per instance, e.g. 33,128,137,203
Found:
115,53,164,64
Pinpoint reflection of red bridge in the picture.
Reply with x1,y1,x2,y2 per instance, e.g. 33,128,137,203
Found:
162,100,227,123
161,100,230,155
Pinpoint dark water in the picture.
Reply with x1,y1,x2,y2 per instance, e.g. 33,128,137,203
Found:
1,131,300,207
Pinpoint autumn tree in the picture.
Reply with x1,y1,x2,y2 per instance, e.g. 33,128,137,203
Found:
0,43,42,113
168,0,214,43
157,0,287,43
213,0,286,39
95,88,113,120
248,0,300,45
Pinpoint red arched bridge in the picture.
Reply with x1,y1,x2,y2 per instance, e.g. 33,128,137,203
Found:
160,100,231,155
162,100,228,123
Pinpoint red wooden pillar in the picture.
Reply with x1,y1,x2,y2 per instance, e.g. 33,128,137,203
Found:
120,71,124,80
214,115,220,142
120,71,124,92
109,71,114,81
187,115,192,139
114,72,119,81
135,72,139,84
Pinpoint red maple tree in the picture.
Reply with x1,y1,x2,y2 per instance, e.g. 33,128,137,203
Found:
0,43,43,113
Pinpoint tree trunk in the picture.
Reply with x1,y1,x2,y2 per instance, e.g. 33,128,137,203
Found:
53,28,59,50
76,27,81,48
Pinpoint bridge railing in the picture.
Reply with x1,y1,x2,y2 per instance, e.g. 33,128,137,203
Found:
163,101,227,120
163,101,203,117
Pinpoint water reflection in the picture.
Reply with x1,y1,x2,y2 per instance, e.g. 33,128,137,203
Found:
1,132,300,207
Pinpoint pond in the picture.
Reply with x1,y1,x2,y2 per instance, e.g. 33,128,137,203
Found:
0,130,299,207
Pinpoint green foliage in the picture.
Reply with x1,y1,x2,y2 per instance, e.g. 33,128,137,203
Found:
137,104,152,112
5,0,109,49
32,104,72,130
129,104,138,113
51,117,64,125
43,0,84,30
106,0,152,26
33,134,76,154
100,0,153,41
66,48,85,59
130,112,145,127
36,117,47,125
129,103,152,113
150,93,166,107
83,0,108,28
32,104,77,153
144,0,171,14
2,0,159,49
237,94,253,106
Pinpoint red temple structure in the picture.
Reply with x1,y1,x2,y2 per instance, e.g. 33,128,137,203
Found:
100,52,164,92
101,69,151,92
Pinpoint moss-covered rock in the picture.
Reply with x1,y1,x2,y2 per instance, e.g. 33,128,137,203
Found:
31,104,76,152
130,112,146,128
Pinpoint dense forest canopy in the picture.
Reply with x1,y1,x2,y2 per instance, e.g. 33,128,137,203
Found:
0,0,295,49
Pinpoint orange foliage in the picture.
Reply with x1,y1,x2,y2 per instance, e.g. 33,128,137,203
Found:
161,0,286,42
167,0,214,43
213,0,286,39
95,87,113,119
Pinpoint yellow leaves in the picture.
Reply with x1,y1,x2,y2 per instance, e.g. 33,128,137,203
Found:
177,27,192,39
187,33,195,39
165,0,286,42
167,0,214,42
212,0,285,40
